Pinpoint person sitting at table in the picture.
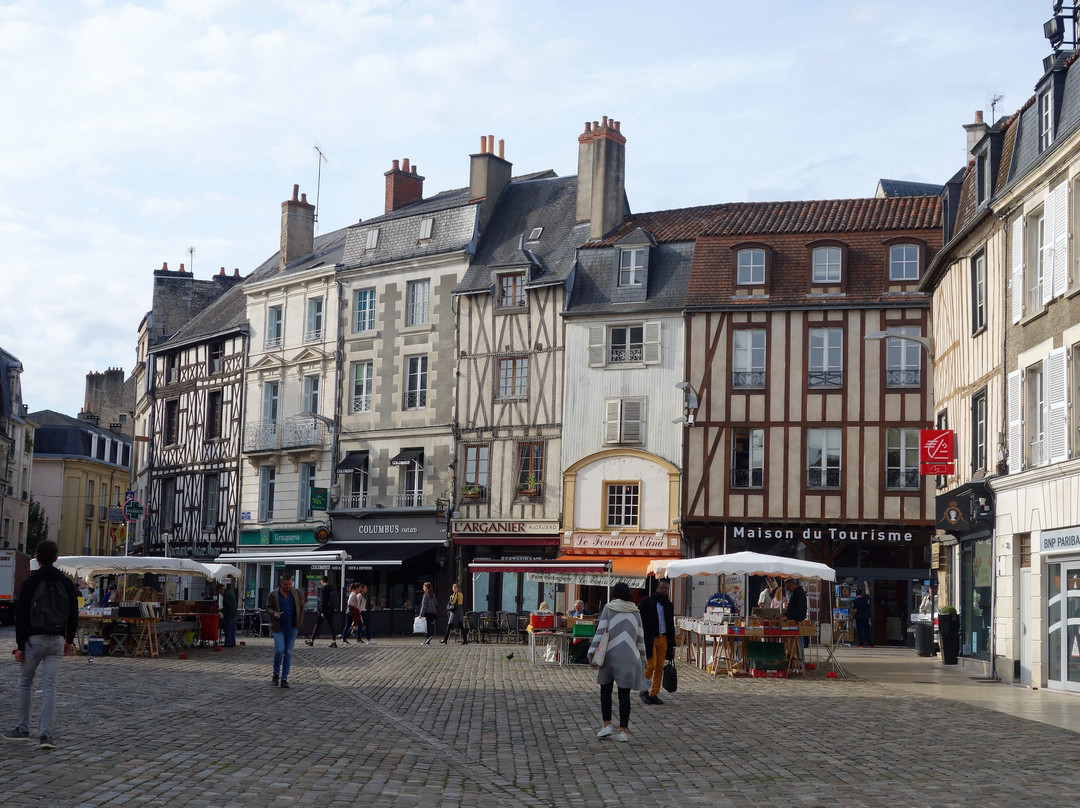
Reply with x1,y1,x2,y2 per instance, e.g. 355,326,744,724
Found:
569,600,589,618
80,582,99,607
534,601,552,613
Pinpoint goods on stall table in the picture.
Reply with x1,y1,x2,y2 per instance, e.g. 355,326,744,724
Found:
530,613,554,629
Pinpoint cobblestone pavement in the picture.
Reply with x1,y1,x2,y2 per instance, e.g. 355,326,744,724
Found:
1,631,1078,807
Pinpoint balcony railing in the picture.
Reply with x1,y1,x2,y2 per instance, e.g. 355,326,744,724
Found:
885,369,921,387
99,505,109,520
730,468,763,488
609,347,644,364
85,504,94,518
303,328,322,342
337,493,369,510
1030,433,1045,467
1028,282,1043,315
243,416,330,452
807,468,841,488
732,370,766,388
885,468,920,488
808,370,843,388
264,336,282,349
352,394,371,413
395,493,424,508
404,391,427,410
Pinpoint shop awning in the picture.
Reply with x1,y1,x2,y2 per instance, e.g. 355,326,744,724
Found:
523,555,663,587
215,550,351,566
390,448,424,466
324,541,443,567
336,451,369,471
647,551,836,581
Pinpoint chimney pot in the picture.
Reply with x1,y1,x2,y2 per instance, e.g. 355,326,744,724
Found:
218,267,225,276
392,159,400,171
487,135,494,153
411,165,417,174
178,263,185,273
498,139,505,159
975,110,984,124
614,120,621,131
292,184,300,202
161,262,168,271
300,193,307,204
479,135,486,154
233,268,240,277
402,158,410,172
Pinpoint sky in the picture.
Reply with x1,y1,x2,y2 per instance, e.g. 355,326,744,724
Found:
0,0,1058,416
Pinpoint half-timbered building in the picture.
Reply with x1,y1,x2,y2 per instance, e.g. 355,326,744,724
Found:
682,196,942,644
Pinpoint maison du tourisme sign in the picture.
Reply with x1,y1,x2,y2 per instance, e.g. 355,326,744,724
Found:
732,525,915,543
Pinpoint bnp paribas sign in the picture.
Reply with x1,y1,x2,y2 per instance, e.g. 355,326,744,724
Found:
1035,525,1080,555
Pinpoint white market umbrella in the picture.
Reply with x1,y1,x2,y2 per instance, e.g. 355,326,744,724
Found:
647,551,836,582
53,555,214,581
202,563,243,583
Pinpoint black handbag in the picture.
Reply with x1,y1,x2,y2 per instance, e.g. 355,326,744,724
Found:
662,660,678,693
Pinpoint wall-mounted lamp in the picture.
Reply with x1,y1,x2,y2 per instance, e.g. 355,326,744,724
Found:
674,381,698,427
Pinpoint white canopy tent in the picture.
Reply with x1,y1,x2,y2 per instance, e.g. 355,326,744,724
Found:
52,555,215,580
215,550,351,609
647,551,836,582
202,563,243,583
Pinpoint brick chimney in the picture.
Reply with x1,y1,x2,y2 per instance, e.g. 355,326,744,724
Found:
469,135,512,231
576,116,627,241
963,110,989,160
384,158,425,213
280,184,315,270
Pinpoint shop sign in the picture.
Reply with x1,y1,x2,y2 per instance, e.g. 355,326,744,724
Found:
731,525,914,543
239,529,317,546
565,532,678,553
451,519,559,535
919,429,955,475
337,515,446,539
1034,525,1080,555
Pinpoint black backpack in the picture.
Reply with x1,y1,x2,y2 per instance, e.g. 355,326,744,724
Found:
30,577,70,636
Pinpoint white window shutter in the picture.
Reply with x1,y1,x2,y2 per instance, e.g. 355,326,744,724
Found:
589,325,607,367
621,399,645,444
643,321,662,364
605,399,622,443
1053,184,1070,297
1007,369,1023,472
1047,348,1069,463
1011,217,1024,324
1044,189,1060,306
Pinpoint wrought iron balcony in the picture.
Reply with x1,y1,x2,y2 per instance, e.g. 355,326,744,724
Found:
303,328,323,343
609,346,644,364
394,493,424,508
732,370,766,389
808,370,843,388
336,493,369,510
352,394,371,413
243,416,330,452
885,468,920,488
730,468,763,488
885,369,921,387
807,468,840,488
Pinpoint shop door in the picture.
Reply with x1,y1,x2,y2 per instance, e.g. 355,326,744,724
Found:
1046,561,1080,692
1020,568,1031,685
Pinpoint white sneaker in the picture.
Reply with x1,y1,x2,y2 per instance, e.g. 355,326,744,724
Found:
615,732,628,742
368,640,376,645
596,725,613,739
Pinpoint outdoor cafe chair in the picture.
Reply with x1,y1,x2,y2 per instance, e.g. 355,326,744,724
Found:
464,611,482,644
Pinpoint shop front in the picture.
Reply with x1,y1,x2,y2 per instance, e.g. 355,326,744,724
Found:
236,527,324,609
329,513,448,633
684,521,932,647
452,519,561,613
555,530,681,614
1034,526,1080,693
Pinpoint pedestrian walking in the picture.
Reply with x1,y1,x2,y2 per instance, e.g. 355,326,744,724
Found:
638,579,675,705
341,582,361,644
419,581,438,645
852,587,873,647
219,583,238,647
4,539,79,750
360,584,375,645
440,582,467,645
589,581,647,743
267,575,304,688
305,575,338,648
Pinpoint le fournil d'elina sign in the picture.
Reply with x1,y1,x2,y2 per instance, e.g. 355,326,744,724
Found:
732,525,915,543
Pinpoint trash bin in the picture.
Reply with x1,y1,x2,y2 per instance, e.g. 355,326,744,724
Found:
200,614,220,644
915,621,934,657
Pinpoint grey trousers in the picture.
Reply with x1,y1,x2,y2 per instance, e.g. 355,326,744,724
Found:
17,634,65,738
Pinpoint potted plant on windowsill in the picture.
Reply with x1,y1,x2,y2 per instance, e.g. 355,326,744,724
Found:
461,483,482,500
516,473,540,499
938,605,960,665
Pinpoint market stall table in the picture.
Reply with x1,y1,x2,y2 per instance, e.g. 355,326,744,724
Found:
528,629,571,666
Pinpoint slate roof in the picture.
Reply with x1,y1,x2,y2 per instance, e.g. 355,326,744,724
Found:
29,409,132,459
157,228,348,351
455,175,586,294
565,241,695,316
877,178,944,197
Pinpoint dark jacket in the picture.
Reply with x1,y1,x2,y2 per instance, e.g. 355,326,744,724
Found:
317,584,336,615
638,593,676,661
266,587,304,634
784,584,808,623
16,565,80,650
221,587,238,619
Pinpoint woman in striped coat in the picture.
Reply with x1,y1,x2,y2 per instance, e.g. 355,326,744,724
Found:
588,581,648,743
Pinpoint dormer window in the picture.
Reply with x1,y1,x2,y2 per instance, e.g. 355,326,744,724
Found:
1039,89,1053,153
889,243,920,281
812,246,842,283
737,248,766,285
418,217,434,240
366,228,379,250
528,227,543,241
497,272,526,308
976,149,990,206
618,248,645,287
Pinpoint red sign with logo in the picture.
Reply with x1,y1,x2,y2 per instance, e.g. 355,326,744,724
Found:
919,429,955,475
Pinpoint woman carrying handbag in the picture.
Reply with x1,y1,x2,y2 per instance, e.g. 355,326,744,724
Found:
419,581,438,645
588,582,648,743
440,582,468,645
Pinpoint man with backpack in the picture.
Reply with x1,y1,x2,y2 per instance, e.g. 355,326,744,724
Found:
4,540,79,750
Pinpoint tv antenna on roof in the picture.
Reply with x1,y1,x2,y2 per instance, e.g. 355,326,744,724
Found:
187,245,195,273
314,142,328,234
989,93,1004,123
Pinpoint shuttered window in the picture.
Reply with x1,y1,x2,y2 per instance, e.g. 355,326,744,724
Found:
605,398,646,445
589,322,661,367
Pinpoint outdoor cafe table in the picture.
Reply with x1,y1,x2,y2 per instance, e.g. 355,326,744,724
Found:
678,619,817,677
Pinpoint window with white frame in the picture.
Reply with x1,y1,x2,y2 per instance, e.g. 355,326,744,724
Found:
1026,362,1045,467
302,375,320,415
1027,208,1047,315
730,427,764,488
258,466,275,522
354,289,376,332
352,361,373,413
605,398,645,445
1039,88,1053,152
885,428,920,488
498,357,528,398
889,244,920,281
971,253,986,332
498,272,526,308
305,297,323,342
618,248,644,287
418,217,434,240
206,390,222,440
400,457,423,507
298,462,316,519
732,329,766,388
265,305,283,348
605,482,640,528
202,474,219,530
589,322,661,367
262,381,279,422
970,392,986,473
404,355,428,409
610,325,643,363
347,460,368,507
886,327,922,387
160,477,176,530
406,279,430,326
808,328,843,388
812,246,842,283
737,248,765,285
807,428,841,488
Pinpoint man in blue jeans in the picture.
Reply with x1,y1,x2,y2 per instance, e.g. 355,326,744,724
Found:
266,575,304,688
4,539,79,750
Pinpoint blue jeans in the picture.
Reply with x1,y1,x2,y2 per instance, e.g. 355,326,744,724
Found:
223,617,236,647
18,634,65,738
273,627,298,680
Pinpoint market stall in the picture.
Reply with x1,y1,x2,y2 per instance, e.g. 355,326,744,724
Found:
649,552,840,677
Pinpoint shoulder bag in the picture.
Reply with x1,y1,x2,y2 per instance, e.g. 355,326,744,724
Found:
662,660,678,693
590,630,609,667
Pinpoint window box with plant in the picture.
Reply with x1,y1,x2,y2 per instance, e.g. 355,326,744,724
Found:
516,473,540,499
461,483,484,500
